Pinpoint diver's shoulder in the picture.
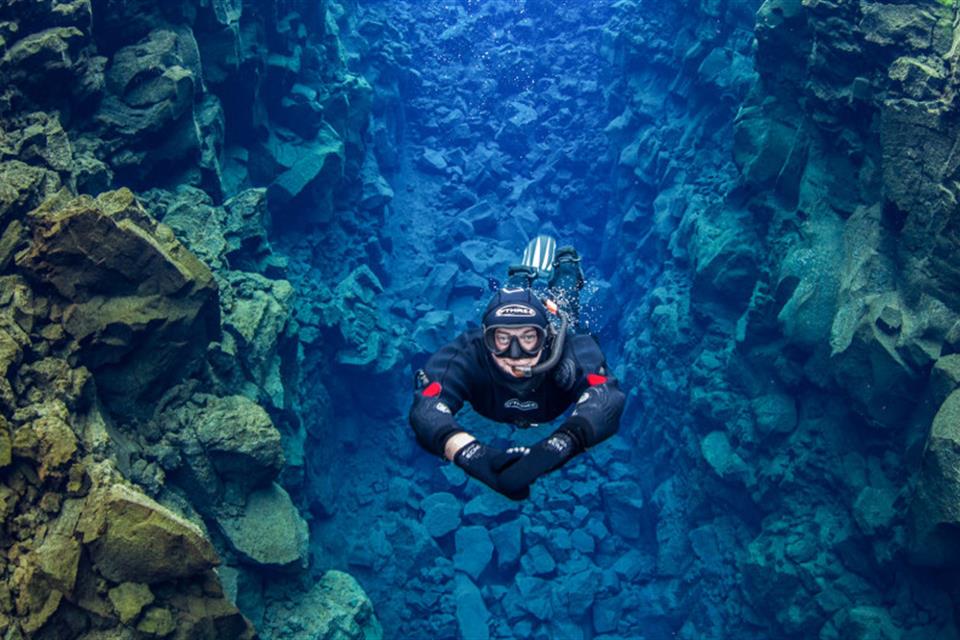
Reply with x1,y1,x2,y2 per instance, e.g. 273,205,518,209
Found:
563,332,606,365
567,332,602,352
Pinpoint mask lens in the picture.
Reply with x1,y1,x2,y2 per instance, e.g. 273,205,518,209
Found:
483,326,545,356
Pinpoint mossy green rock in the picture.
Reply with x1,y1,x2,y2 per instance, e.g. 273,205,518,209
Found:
0,417,10,468
0,160,61,224
79,482,219,583
909,389,960,566
260,570,383,640
0,26,85,74
16,188,219,414
108,582,155,624
137,606,176,636
217,482,307,570
161,392,284,505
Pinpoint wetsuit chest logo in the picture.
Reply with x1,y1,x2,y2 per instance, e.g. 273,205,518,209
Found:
505,398,539,411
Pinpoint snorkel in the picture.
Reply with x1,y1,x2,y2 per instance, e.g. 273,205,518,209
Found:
510,314,568,378
510,298,567,378
482,288,568,378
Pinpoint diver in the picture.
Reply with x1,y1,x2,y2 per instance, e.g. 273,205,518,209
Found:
408,240,626,500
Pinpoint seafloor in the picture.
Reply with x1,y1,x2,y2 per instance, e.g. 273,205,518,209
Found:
2,0,960,639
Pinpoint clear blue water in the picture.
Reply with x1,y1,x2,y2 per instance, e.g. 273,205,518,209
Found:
272,1,958,639
302,2,643,638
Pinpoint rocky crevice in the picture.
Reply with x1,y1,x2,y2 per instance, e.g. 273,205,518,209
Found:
607,0,960,637
0,0,382,638
7,0,960,638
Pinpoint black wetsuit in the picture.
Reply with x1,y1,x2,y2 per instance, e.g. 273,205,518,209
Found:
409,328,626,457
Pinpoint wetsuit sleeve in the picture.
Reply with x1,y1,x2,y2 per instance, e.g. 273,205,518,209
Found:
561,335,626,449
408,332,476,457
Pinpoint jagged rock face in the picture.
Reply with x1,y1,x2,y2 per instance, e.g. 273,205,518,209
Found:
599,0,960,637
10,0,960,638
15,189,220,415
0,0,385,636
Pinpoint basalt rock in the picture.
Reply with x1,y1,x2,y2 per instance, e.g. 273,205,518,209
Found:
217,482,308,570
0,160,62,226
157,390,285,510
94,27,209,187
908,389,960,567
258,570,383,640
78,480,220,583
15,188,220,415
0,0,380,638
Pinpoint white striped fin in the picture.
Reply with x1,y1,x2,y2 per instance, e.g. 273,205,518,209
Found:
521,235,557,276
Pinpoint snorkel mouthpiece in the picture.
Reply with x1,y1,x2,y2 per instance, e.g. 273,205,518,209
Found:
513,314,568,378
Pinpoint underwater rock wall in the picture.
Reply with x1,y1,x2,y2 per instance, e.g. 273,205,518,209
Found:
0,0,382,637
611,0,960,637
298,2,655,638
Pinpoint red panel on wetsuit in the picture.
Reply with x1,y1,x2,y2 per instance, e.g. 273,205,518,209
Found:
587,374,608,386
422,382,442,397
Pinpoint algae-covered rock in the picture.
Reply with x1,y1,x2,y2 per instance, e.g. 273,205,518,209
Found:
10,497,85,632
829,205,928,428
0,417,10,468
79,481,219,582
259,570,383,640
108,582,155,624
158,391,284,509
137,606,176,636
185,393,283,489
0,160,62,224
220,271,294,410
16,188,219,414
217,482,308,570
18,409,78,480
909,389,960,566
0,26,86,82
93,27,208,183
776,213,844,346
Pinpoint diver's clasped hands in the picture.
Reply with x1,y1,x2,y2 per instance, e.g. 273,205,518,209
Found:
453,440,531,500
453,427,582,501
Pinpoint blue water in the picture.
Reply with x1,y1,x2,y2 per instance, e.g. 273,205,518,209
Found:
299,2,643,637
264,1,958,639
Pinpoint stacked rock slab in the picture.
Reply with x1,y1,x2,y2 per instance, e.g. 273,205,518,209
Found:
602,0,960,637
15,189,220,416
0,0,384,636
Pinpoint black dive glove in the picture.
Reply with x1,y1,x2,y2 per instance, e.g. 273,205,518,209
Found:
454,440,530,501
498,421,585,496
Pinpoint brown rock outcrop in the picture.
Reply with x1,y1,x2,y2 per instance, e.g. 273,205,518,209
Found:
15,188,220,414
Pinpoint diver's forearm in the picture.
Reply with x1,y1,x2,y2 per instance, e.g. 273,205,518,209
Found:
444,432,477,461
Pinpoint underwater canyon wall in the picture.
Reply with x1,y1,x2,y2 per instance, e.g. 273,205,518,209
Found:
0,0,383,638
6,0,960,639
610,0,960,637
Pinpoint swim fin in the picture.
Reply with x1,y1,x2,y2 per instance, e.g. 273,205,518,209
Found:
520,234,557,281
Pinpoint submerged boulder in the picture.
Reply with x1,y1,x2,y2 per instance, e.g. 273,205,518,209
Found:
157,391,285,512
16,188,219,415
266,124,345,224
217,483,308,570
78,481,219,583
908,390,960,567
259,570,383,640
